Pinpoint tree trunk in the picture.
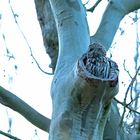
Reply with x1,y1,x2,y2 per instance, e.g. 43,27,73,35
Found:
0,0,140,139
35,0,140,139
48,0,118,139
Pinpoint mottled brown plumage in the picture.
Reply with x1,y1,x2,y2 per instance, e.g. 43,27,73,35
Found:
84,43,118,81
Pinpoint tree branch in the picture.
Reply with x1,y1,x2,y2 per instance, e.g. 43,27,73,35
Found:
91,0,140,51
114,98,140,115
0,86,50,133
87,0,102,12
0,130,21,140
49,0,90,74
119,66,140,125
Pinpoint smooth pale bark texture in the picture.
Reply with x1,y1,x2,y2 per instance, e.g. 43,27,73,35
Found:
49,0,90,74
50,43,119,140
34,1,123,139
34,1,121,139
49,0,119,140
91,0,140,51
48,0,140,140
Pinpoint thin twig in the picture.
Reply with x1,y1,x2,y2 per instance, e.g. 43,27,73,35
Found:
133,10,140,112
0,130,21,140
124,66,140,105
8,0,53,75
114,98,140,115
119,66,140,126
123,60,132,79
83,0,90,5
123,60,134,101
87,0,102,12
2,34,15,60
127,95,140,107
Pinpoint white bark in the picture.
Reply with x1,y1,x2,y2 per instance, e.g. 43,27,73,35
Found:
50,55,118,140
49,0,90,75
49,1,119,140
91,0,140,51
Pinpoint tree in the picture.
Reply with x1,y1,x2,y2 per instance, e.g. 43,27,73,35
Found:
0,0,140,140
